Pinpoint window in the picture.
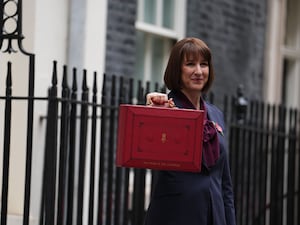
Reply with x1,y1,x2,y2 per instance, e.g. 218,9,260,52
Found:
134,0,186,89
264,0,300,108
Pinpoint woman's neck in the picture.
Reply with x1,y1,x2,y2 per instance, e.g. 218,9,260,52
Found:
181,89,201,110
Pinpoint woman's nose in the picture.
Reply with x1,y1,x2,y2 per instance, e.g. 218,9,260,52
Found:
195,64,203,75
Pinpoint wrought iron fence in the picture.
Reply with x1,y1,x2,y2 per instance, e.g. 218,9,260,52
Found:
1,59,300,225
38,62,169,225
229,100,300,225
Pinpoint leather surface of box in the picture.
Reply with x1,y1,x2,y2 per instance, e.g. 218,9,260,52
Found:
116,104,204,172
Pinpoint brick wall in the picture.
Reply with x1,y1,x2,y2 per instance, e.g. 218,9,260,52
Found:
187,0,267,106
105,0,137,77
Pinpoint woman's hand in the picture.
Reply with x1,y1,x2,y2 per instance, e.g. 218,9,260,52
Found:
146,92,176,108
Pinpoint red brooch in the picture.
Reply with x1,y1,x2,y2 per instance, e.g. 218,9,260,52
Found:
212,121,224,136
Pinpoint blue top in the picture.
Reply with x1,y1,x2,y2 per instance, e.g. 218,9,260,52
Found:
144,90,236,225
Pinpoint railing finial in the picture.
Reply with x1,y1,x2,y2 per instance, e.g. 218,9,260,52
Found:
1,0,25,53
235,84,248,123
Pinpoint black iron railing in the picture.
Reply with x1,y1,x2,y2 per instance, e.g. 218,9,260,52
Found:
1,58,300,225
1,1,35,225
229,99,299,225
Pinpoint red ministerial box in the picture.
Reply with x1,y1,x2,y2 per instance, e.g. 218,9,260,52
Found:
116,104,204,172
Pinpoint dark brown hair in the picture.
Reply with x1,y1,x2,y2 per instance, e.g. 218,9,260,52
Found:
164,37,215,93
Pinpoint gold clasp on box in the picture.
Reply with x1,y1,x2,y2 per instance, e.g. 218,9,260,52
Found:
161,133,167,143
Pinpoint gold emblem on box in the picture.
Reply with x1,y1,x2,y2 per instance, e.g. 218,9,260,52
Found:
161,133,167,143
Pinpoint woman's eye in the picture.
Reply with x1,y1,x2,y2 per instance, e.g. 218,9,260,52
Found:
186,62,195,66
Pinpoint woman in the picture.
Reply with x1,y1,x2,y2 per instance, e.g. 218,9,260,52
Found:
144,37,236,225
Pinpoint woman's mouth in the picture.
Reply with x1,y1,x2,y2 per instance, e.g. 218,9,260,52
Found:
191,77,203,82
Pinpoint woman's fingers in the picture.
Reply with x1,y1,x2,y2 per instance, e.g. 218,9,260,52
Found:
146,92,167,105
146,93,176,108
151,95,168,105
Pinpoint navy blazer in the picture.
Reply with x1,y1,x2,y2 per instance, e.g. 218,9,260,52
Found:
144,92,236,225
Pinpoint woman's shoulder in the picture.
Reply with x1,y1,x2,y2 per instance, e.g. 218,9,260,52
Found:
204,101,223,116
204,101,226,129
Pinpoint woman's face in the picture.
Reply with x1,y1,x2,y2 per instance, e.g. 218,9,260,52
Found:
180,54,209,95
